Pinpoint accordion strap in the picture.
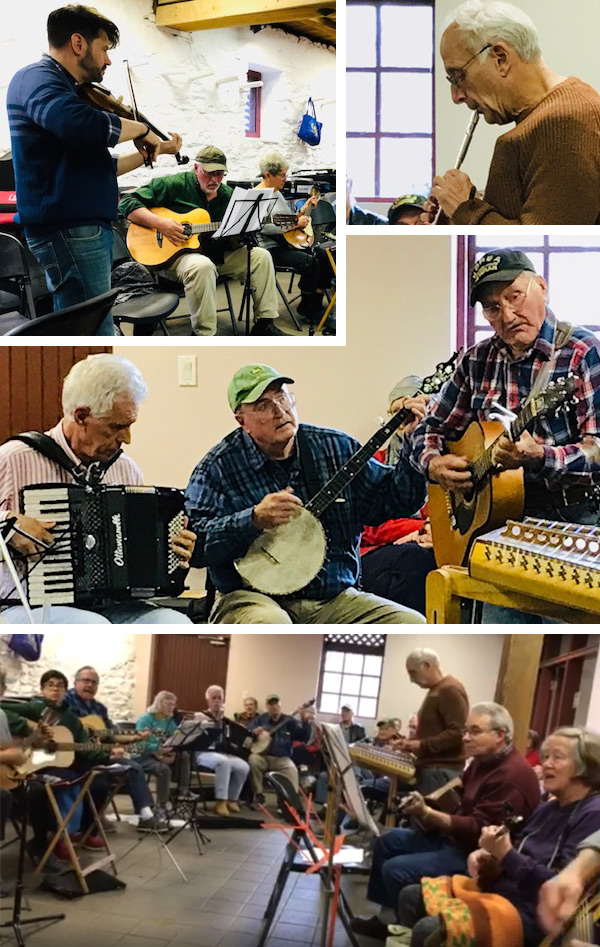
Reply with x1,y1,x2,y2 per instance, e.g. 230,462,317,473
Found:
7,432,121,486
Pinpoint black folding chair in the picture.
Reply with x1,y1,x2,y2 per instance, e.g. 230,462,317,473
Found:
4,289,118,336
110,228,181,336
0,232,37,332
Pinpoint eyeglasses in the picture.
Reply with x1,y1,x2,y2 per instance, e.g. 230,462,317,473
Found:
44,682,66,691
202,169,225,178
77,677,99,685
446,44,492,88
249,392,296,417
461,726,497,737
481,277,534,321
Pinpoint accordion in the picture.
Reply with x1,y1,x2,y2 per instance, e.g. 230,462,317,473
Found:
21,483,187,607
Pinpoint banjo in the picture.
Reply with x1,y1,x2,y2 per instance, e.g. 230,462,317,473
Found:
234,353,458,596
250,699,315,756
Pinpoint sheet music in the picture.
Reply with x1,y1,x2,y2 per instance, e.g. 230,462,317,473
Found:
212,186,277,239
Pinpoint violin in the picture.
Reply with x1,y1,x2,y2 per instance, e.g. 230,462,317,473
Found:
77,81,189,167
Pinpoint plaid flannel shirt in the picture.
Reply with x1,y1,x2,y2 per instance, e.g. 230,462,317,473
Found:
410,310,600,487
185,423,426,598
64,690,113,729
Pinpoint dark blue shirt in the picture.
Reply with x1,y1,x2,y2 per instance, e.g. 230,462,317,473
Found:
185,422,426,597
64,688,113,728
248,714,310,758
7,55,121,233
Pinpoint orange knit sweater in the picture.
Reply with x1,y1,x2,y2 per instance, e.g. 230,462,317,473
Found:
452,77,600,225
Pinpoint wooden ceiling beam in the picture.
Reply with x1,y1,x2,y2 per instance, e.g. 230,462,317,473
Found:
155,0,334,32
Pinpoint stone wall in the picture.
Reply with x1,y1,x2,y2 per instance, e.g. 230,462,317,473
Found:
0,633,137,721
0,0,336,180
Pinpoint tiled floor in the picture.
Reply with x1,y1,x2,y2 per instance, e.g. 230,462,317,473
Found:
0,804,374,947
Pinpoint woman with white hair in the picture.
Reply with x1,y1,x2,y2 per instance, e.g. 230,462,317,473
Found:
395,727,600,947
134,691,191,822
425,0,600,224
255,151,334,324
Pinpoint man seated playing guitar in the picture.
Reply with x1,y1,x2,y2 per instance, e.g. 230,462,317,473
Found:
254,152,334,321
118,145,287,337
409,248,600,615
64,665,166,831
184,363,429,625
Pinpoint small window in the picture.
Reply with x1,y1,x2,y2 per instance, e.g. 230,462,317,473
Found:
317,634,386,718
245,70,262,138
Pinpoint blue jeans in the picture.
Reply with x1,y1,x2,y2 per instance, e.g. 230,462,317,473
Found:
26,224,114,335
367,827,468,908
2,603,191,624
195,752,250,801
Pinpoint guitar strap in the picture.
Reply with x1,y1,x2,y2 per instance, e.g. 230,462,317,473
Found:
7,432,122,486
523,317,573,406
296,427,322,501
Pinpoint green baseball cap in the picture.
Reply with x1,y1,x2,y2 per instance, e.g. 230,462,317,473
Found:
388,194,427,223
470,249,537,305
195,145,228,171
227,364,294,411
266,694,281,704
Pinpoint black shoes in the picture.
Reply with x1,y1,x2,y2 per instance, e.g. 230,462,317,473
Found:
250,320,289,336
350,916,389,940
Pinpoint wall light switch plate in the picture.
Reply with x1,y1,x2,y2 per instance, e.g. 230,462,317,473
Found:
178,355,198,387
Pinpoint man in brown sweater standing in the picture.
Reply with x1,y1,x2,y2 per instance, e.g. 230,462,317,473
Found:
400,648,468,796
425,0,600,225
352,702,541,941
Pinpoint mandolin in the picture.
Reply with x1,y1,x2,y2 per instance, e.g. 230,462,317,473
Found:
126,207,303,269
428,375,577,567
235,353,459,596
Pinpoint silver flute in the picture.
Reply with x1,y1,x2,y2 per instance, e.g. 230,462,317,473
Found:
432,110,480,225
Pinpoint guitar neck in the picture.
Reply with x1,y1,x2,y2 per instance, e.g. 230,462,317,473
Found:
305,408,412,519
180,212,292,237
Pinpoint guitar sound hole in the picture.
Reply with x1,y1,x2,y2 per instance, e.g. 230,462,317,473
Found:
182,224,192,237
452,492,476,535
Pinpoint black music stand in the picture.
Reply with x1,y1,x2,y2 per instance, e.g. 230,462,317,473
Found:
215,188,278,335
160,722,214,856
0,780,65,947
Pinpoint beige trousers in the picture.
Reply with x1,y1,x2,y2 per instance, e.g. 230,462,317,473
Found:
210,586,426,624
249,754,299,795
167,245,279,335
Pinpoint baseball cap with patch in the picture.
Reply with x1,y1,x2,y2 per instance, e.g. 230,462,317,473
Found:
377,718,398,728
388,195,427,223
470,249,537,305
227,364,294,411
195,145,228,171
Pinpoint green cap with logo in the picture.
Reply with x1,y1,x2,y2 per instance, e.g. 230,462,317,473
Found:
470,249,537,305
388,194,427,223
195,145,228,171
227,364,294,411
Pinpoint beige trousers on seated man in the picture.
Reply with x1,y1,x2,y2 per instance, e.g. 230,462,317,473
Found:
166,245,279,335
249,754,299,796
210,587,427,624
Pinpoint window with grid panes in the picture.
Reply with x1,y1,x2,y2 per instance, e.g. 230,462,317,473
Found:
347,0,434,203
318,634,386,718
460,236,600,350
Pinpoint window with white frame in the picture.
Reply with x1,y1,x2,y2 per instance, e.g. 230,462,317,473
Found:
346,0,434,204
459,236,600,350
317,634,386,718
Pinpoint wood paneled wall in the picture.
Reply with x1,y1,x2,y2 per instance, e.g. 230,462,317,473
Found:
151,635,231,713
0,346,110,444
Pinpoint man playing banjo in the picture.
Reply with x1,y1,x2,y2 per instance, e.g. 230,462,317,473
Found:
185,364,428,624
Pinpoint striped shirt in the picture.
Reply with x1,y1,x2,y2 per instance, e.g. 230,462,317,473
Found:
185,422,426,598
410,310,600,487
0,422,142,606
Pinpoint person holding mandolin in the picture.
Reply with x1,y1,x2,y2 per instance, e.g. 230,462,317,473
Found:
254,152,335,321
185,363,429,624
6,5,184,334
119,145,285,337
247,695,314,805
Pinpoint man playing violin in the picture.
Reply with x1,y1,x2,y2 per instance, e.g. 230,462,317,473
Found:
119,145,286,336
6,5,183,335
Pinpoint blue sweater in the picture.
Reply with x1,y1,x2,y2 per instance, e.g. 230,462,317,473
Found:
7,54,122,233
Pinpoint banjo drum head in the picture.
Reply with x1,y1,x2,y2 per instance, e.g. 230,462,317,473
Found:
234,507,327,596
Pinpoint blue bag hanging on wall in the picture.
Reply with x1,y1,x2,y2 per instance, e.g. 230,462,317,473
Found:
8,634,43,661
298,98,322,146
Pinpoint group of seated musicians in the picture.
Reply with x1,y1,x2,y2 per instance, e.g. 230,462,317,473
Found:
6,5,335,338
1,243,599,625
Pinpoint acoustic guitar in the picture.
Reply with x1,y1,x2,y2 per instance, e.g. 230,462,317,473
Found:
250,699,315,757
428,375,577,568
126,206,303,269
0,725,119,790
80,714,149,744
234,353,459,596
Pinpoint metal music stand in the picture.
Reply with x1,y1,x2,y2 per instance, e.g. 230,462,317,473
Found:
214,187,278,335
159,722,216,858
0,780,65,947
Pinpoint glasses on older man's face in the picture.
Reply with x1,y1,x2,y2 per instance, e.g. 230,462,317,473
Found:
249,392,296,418
481,277,534,321
446,44,492,88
